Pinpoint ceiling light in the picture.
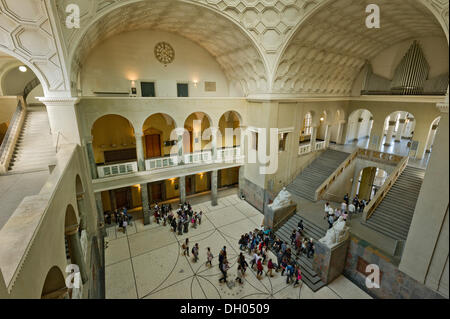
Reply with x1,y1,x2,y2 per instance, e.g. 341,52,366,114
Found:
19,66,27,72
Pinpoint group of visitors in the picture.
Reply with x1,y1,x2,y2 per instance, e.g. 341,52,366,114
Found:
287,220,315,258
323,194,368,228
105,206,133,233
151,201,203,236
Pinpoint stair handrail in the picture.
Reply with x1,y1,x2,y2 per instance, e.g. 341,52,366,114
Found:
314,148,359,201
55,131,61,154
0,97,27,173
363,155,409,221
23,77,40,101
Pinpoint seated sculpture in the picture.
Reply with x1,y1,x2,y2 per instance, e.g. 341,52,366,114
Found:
319,216,349,248
268,187,292,210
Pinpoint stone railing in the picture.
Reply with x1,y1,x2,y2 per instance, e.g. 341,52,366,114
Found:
183,150,212,164
298,143,311,155
357,148,403,164
315,141,326,151
363,155,409,221
0,97,26,174
298,141,326,156
315,149,359,201
145,155,178,171
97,161,138,178
216,146,241,162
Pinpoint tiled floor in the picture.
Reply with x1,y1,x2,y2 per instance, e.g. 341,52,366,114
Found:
105,192,372,299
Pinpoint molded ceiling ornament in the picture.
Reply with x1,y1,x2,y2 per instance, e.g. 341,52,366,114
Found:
154,42,175,66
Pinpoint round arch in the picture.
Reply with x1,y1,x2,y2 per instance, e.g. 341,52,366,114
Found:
346,109,374,144
142,113,178,159
64,0,270,96
91,114,137,165
218,111,242,149
424,116,441,154
41,266,67,299
0,49,49,95
353,166,389,201
272,0,448,94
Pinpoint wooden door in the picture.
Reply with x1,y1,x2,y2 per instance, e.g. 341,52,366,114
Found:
115,189,128,209
145,134,161,158
151,183,163,202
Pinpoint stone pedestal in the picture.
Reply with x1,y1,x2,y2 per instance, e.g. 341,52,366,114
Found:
313,237,350,284
264,202,297,230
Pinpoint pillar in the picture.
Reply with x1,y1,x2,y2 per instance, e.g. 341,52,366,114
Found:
211,170,218,206
176,128,184,164
238,165,245,198
66,225,88,284
38,97,82,146
336,122,344,145
141,183,150,225
76,193,87,231
211,127,218,162
325,125,332,147
179,176,186,204
109,190,117,212
426,124,438,153
399,97,449,290
135,133,145,171
354,118,363,141
395,114,407,142
369,117,384,151
310,126,317,148
84,136,98,179
94,192,106,237
384,120,396,146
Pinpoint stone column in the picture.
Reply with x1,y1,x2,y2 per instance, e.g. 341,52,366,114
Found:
76,193,87,231
94,192,106,235
135,133,145,171
325,125,332,147
238,166,245,198
66,225,88,284
84,136,98,179
211,170,218,206
141,183,150,225
310,126,317,149
211,127,218,162
384,120,396,146
426,124,438,153
179,176,186,204
109,190,117,212
38,97,82,146
176,128,185,164
354,118,363,141
395,114,407,142
336,122,344,145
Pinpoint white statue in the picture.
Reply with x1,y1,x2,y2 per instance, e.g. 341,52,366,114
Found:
268,187,292,210
319,216,349,248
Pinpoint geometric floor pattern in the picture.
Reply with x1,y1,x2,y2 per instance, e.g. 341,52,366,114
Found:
105,193,372,299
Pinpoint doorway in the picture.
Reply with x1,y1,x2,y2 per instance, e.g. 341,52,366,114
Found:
145,134,161,158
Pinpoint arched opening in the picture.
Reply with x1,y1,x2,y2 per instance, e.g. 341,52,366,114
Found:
91,114,136,166
41,266,67,299
317,111,328,141
346,109,373,147
425,116,441,155
382,111,415,154
299,112,313,145
218,111,242,150
330,109,345,144
141,113,177,160
355,167,388,201
183,112,212,154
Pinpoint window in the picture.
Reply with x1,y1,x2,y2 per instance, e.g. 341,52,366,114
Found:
303,113,312,136
279,133,288,152
141,82,155,97
177,83,189,97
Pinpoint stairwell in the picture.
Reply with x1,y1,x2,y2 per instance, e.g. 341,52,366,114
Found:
287,149,349,201
364,166,425,241
7,106,56,174
274,214,327,291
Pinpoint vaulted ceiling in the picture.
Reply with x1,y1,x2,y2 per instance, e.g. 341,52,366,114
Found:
273,0,447,96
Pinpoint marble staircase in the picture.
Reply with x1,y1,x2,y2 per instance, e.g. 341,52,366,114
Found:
287,149,349,201
7,106,56,174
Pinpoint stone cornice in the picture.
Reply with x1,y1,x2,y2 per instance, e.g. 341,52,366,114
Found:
38,97,81,106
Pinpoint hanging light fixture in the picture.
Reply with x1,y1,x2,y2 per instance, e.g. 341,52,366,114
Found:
19,66,27,72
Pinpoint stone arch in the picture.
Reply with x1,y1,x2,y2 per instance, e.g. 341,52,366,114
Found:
184,112,213,153
64,0,270,96
346,109,374,144
272,0,448,94
424,116,442,154
0,49,49,96
141,113,178,159
218,111,243,149
91,114,137,165
41,266,67,299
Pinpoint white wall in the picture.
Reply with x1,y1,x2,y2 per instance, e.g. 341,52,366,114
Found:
26,83,44,105
81,30,232,97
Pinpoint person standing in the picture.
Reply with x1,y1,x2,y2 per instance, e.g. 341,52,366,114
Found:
183,238,189,256
219,258,229,283
290,229,296,246
341,201,347,213
235,265,244,284
348,202,356,219
267,259,274,277
327,213,334,229
324,202,331,219
294,266,303,287
206,247,213,267
256,258,264,279
198,211,203,225
192,243,199,262
307,239,315,258
286,263,294,284
344,193,349,205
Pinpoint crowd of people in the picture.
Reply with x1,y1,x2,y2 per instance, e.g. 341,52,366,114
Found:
323,193,368,228
104,206,133,232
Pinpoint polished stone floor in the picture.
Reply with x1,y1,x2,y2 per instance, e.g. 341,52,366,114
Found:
105,192,371,299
